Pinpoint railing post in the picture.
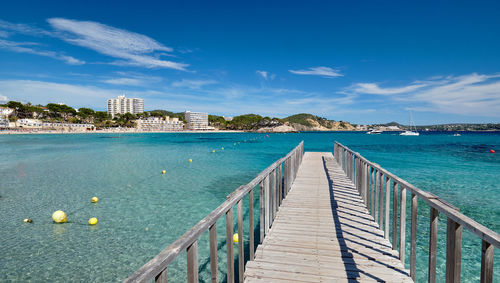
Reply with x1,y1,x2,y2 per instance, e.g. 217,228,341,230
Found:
354,157,358,192
237,200,244,283
279,163,283,205
187,241,198,283
155,269,168,283
350,153,353,180
365,163,369,206
429,207,438,283
209,224,218,283
348,153,351,180
384,176,390,239
480,240,494,283
374,170,379,222
410,193,417,281
249,189,254,260
259,181,264,244
285,158,289,192
359,160,366,200
271,169,276,222
399,185,406,265
379,172,384,229
446,218,462,283
226,207,234,283
371,167,375,217
265,176,270,233
392,181,398,250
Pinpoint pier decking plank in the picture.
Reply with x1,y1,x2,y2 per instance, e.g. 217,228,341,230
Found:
244,152,412,283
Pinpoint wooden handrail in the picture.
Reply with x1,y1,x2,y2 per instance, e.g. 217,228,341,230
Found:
124,141,304,283
334,141,499,283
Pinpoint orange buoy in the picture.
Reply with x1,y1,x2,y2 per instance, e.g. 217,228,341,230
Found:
490,149,495,154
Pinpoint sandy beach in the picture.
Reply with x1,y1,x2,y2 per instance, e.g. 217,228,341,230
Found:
0,129,246,135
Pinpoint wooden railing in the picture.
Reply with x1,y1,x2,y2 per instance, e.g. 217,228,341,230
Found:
334,141,499,283
124,141,304,283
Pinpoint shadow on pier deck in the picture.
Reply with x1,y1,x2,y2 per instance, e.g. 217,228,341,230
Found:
244,152,412,282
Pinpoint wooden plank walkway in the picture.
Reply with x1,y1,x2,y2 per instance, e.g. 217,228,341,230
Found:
244,152,412,283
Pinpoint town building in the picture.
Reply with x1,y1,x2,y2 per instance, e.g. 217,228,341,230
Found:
0,118,9,128
107,95,144,118
0,106,13,118
135,116,184,131
185,111,213,130
15,119,94,131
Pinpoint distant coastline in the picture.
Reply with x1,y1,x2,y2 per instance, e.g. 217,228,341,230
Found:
2,128,499,135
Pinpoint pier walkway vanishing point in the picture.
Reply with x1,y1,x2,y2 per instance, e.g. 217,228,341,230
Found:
126,141,498,283
244,152,411,282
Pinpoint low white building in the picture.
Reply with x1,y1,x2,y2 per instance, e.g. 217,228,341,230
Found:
185,111,214,130
16,119,94,131
0,118,9,128
135,116,184,131
386,126,401,131
356,124,368,131
0,107,13,118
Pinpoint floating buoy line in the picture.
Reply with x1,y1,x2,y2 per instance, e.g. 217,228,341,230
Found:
22,133,274,228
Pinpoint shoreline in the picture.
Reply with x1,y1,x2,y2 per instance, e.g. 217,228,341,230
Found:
1,129,499,135
0,129,246,135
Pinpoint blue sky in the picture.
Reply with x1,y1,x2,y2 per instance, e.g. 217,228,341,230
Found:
1,0,499,124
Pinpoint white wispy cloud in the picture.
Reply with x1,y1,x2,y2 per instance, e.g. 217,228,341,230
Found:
0,19,54,37
285,94,355,106
0,80,123,107
47,18,188,70
100,72,163,86
172,79,217,89
101,78,143,86
256,70,268,79
351,73,500,117
0,39,85,65
0,93,8,102
256,70,276,80
352,83,426,95
289,66,343,78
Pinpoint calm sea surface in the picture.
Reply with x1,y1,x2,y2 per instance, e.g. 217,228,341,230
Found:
0,132,499,282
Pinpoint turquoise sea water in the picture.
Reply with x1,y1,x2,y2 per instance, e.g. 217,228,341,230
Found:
0,132,498,282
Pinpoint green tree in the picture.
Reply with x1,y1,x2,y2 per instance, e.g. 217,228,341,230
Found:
78,108,95,116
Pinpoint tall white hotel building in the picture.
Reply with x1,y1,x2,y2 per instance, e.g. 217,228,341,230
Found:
184,111,209,130
107,95,144,117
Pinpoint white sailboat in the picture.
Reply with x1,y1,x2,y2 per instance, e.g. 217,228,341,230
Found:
400,112,419,136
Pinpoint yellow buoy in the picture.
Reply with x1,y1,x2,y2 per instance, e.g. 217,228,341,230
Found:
233,233,239,243
88,217,98,225
221,147,224,150
189,159,193,163
24,218,33,223
91,196,99,203
52,210,67,223
212,150,215,153
162,170,166,174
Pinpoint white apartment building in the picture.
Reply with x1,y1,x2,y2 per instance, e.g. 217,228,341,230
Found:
107,95,144,117
185,111,210,130
0,107,13,118
135,116,184,131
16,119,94,131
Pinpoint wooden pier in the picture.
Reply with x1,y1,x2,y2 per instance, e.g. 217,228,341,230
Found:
244,152,411,282
125,141,498,283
